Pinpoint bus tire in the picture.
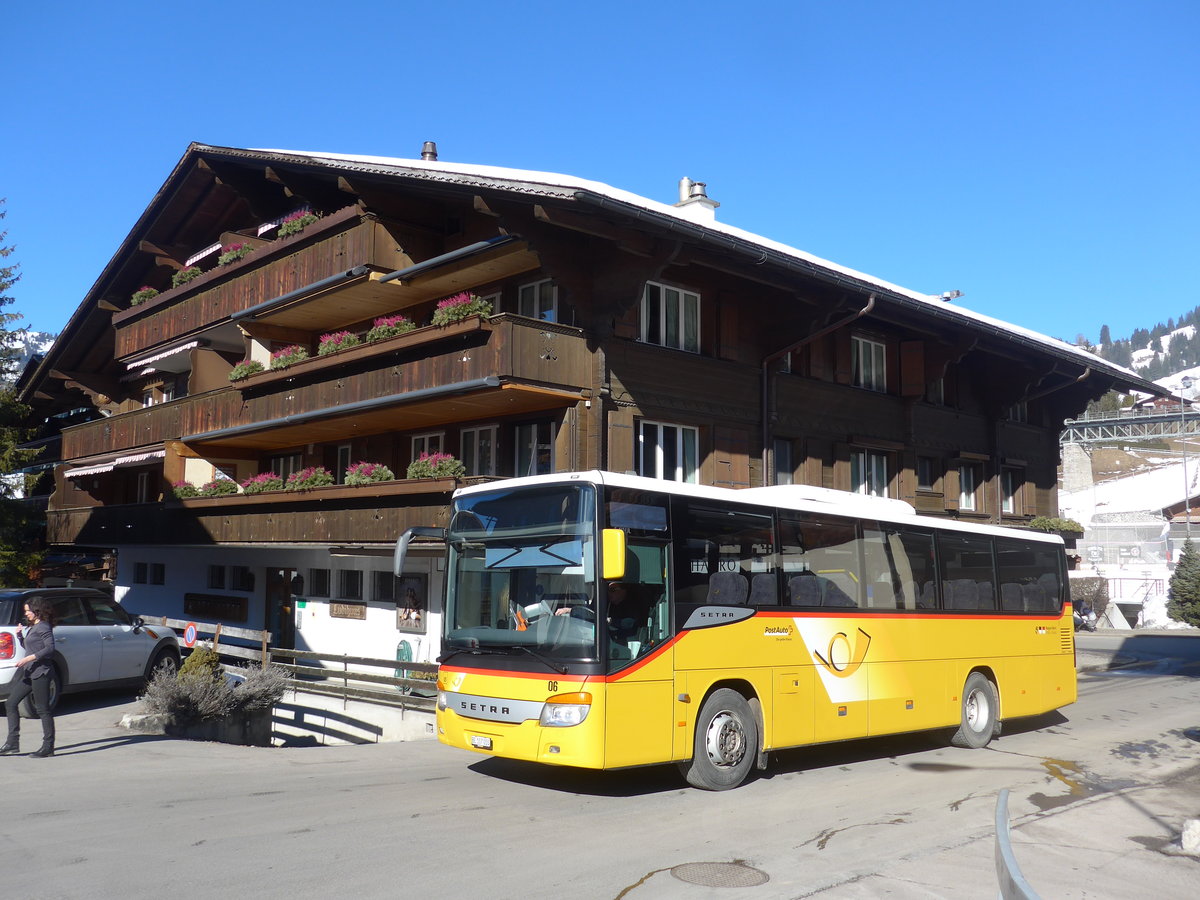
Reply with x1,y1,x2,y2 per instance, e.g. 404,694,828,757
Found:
680,688,758,790
950,672,998,749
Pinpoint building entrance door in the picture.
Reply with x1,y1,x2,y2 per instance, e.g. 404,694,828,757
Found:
266,567,297,650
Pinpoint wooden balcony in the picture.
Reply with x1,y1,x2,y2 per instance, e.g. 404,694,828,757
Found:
61,315,591,460
47,478,457,547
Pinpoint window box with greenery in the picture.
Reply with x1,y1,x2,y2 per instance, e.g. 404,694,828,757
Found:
131,286,159,306
407,452,466,479
431,292,491,326
229,359,266,381
170,481,200,499
198,479,239,498
270,345,309,369
344,461,395,486
277,209,321,238
366,313,416,342
240,472,285,494
285,466,334,490
317,330,361,356
171,266,203,288
218,242,254,266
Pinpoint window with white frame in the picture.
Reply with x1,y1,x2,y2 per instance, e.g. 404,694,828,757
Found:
851,449,888,497
1008,401,1029,423
851,335,887,392
917,456,938,491
136,471,151,504
337,570,363,601
336,444,352,484
1001,467,1022,514
518,279,557,322
959,463,980,511
269,453,303,480
515,422,554,477
637,421,699,483
461,425,498,476
142,389,155,408
641,282,700,353
411,432,443,462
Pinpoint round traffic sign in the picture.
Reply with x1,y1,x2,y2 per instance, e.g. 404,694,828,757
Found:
183,622,198,648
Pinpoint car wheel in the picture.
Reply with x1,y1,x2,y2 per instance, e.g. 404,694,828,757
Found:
950,672,998,749
19,666,61,719
678,688,758,791
145,647,181,683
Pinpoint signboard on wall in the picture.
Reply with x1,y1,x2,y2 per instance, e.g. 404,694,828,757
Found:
330,602,367,620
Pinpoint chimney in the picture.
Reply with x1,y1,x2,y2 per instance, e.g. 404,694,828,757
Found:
674,177,719,223
421,141,438,161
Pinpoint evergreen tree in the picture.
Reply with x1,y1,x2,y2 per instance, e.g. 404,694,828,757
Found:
1167,539,1200,627
0,198,41,585
1099,324,1112,346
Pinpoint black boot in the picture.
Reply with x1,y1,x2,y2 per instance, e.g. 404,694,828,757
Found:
0,740,18,755
29,743,53,758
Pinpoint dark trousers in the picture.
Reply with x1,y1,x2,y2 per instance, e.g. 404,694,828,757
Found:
5,675,55,747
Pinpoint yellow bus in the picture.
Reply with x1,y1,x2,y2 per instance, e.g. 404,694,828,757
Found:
401,471,1076,790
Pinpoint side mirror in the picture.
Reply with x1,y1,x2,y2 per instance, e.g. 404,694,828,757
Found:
602,529,626,580
132,616,145,632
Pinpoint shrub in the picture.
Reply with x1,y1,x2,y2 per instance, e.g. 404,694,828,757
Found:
430,291,491,326
1168,539,1200,627
198,479,239,497
140,658,290,724
406,451,466,479
218,242,254,266
344,461,395,486
171,266,202,288
285,466,334,490
241,472,284,494
229,359,266,381
131,286,159,306
317,330,361,356
170,481,200,499
1028,516,1084,534
277,209,320,237
366,314,416,342
231,664,291,710
179,643,223,683
270,345,309,369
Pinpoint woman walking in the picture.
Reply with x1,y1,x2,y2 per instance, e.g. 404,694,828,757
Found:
1,596,57,758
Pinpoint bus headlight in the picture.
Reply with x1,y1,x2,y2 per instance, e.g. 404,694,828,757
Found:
437,690,448,711
539,692,592,727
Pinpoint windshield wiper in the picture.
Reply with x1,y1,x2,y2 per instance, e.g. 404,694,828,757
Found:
510,645,570,675
438,644,507,662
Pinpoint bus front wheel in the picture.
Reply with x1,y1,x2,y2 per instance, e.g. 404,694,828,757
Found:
950,672,998,749
680,688,758,790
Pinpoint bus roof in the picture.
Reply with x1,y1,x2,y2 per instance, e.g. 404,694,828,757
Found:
453,471,1066,546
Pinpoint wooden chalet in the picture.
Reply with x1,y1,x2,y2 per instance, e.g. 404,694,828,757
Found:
17,142,1165,660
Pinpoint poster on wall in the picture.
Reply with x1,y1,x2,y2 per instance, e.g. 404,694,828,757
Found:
396,574,427,633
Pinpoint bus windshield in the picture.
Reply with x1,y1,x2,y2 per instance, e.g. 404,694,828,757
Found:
443,483,600,664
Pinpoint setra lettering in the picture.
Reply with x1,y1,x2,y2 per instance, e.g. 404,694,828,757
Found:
459,699,511,716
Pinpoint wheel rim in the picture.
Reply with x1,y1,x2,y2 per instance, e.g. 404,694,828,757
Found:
965,687,990,733
704,710,747,768
154,655,178,678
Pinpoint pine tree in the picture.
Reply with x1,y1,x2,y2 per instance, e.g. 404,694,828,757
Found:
1167,539,1200,627
0,198,41,585
1099,324,1111,346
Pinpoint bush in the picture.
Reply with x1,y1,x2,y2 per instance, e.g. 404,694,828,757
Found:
179,643,223,683
344,461,395,486
1028,516,1084,534
317,330,361,356
406,451,466,479
198,479,239,497
430,292,491,326
140,658,290,724
170,481,200,499
285,466,334,490
277,210,320,237
241,472,284,494
131,286,159,306
270,345,309,369
229,359,265,381
366,314,416,342
171,266,202,288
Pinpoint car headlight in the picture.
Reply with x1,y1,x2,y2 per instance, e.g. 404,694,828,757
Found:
539,692,592,727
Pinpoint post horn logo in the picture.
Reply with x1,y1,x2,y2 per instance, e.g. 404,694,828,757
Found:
812,627,872,677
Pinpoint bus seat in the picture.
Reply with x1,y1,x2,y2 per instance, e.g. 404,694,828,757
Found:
788,573,822,606
1001,582,1023,610
822,580,857,607
707,571,749,606
870,580,896,609
918,581,937,609
1021,583,1046,612
749,573,777,606
949,579,979,609
977,581,995,610
1037,573,1060,604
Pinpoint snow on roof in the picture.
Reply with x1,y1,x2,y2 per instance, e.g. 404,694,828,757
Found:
247,147,1152,389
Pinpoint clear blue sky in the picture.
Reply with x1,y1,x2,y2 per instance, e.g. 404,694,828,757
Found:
3,1,1196,346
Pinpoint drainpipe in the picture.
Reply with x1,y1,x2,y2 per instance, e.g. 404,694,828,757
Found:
760,294,876,484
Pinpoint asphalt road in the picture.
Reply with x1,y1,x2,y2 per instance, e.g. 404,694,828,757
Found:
3,638,1199,899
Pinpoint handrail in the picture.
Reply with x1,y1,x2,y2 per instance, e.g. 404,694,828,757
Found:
994,789,1040,899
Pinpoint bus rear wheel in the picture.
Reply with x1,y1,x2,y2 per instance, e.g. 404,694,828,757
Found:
680,688,757,790
951,672,998,749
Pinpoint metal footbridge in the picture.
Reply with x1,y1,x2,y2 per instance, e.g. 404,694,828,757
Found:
1061,406,1200,444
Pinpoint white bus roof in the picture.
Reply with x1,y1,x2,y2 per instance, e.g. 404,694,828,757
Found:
453,471,1065,545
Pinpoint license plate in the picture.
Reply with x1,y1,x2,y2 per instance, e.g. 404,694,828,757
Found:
470,735,493,750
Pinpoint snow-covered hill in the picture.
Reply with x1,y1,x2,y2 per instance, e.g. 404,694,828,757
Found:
2,329,54,384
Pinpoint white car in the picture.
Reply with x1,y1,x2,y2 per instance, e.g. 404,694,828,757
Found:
0,588,180,717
